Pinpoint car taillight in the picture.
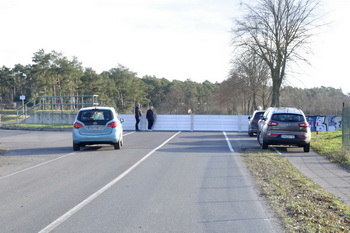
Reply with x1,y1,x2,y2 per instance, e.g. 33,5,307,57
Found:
107,121,117,128
74,122,84,129
267,121,278,126
298,122,309,128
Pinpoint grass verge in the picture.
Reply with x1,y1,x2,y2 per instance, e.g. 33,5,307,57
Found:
2,123,72,129
0,114,23,124
241,149,350,232
311,131,350,169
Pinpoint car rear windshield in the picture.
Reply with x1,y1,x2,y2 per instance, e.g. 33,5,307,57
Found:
78,109,112,124
271,114,304,122
253,112,264,120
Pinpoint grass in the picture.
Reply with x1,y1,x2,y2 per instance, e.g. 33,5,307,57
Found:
0,109,20,115
242,150,350,232
0,114,21,124
311,131,350,169
241,130,350,232
4,123,72,129
0,109,78,124
0,110,72,129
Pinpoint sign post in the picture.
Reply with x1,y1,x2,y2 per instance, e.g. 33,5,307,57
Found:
20,95,25,116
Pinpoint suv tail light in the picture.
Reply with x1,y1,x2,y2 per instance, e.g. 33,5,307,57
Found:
74,122,84,129
107,121,117,128
298,122,309,128
267,121,278,126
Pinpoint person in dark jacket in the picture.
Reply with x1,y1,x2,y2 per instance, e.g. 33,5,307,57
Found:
146,106,155,131
135,103,142,131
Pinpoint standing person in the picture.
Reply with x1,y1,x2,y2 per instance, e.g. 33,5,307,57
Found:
146,105,155,131
134,103,142,131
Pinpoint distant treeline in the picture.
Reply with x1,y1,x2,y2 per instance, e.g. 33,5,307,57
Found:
0,49,348,115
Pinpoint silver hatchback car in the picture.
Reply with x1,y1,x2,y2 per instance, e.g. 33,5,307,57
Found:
72,107,124,151
257,107,311,152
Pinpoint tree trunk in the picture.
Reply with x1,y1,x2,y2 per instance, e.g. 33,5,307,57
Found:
271,83,280,107
271,68,283,107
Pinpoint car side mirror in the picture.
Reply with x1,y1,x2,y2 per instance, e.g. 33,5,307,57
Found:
248,116,251,120
120,118,124,123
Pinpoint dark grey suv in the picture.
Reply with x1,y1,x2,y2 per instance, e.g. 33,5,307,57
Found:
257,107,311,152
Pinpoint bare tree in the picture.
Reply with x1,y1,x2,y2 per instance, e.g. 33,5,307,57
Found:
215,72,245,114
233,50,271,112
233,0,321,107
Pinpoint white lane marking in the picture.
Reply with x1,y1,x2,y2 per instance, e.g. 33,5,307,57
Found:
39,131,181,233
123,132,135,136
0,132,135,181
0,153,73,181
223,131,234,152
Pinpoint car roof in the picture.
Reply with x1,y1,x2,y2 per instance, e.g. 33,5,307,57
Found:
252,110,265,114
268,107,304,115
79,106,115,111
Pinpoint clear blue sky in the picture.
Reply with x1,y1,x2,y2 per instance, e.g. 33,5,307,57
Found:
0,0,348,93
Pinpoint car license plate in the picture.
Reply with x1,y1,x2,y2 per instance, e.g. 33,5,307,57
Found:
88,126,102,130
281,135,295,139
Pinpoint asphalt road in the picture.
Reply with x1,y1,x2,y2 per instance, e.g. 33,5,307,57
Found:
0,130,283,233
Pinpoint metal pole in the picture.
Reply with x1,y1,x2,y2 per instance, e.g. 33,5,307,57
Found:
22,99,24,116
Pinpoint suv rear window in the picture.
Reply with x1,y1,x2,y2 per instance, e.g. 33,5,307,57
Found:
78,110,112,125
253,112,264,120
271,114,304,122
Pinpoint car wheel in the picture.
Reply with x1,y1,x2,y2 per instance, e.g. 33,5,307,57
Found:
114,141,121,150
258,132,268,149
262,141,268,149
73,143,80,151
304,143,310,153
258,132,263,146
119,135,124,147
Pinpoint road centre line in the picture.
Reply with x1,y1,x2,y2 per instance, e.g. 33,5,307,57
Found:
0,131,135,181
223,131,234,152
39,131,181,233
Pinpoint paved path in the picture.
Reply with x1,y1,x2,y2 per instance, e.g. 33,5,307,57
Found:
212,131,350,206
282,151,350,205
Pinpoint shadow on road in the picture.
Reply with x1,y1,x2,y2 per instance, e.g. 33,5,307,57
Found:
3,147,73,156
